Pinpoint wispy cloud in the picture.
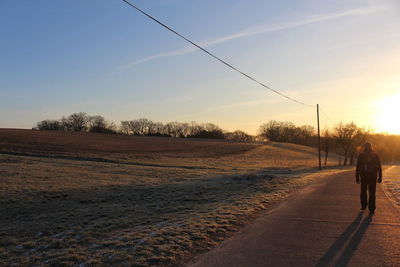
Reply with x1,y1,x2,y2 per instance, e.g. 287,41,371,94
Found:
121,5,386,68
176,98,283,120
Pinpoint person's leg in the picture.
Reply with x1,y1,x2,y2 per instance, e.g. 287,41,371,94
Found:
368,176,377,213
360,176,368,209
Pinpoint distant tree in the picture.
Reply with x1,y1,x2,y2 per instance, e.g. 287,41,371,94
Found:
136,118,153,135
127,120,142,135
258,120,314,145
35,120,62,131
280,121,297,142
322,129,331,166
65,112,88,132
225,130,253,142
348,128,369,165
146,121,157,136
88,115,106,132
297,125,315,144
178,122,192,138
333,122,359,165
120,121,131,135
164,122,183,138
188,123,224,139
258,120,281,141
149,122,167,136
60,116,72,131
188,121,203,136
370,134,400,162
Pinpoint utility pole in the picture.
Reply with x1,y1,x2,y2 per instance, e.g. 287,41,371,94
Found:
317,104,322,170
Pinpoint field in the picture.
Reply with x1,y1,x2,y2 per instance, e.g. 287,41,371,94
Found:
0,129,343,266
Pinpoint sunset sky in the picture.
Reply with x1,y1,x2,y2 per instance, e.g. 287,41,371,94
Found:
1,0,399,134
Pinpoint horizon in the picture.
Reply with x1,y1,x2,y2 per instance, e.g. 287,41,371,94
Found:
3,113,400,137
1,0,400,135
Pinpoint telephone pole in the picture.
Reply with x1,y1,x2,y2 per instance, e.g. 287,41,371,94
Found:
317,104,322,170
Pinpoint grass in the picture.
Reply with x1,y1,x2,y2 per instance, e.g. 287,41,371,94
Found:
0,129,345,266
382,165,400,209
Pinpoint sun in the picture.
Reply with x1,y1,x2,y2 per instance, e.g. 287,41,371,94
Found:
375,93,400,135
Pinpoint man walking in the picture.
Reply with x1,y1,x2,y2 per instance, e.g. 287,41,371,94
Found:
355,142,382,214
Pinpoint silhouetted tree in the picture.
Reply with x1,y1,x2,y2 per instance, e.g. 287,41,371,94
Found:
88,115,106,132
225,130,253,141
188,123,224,139
349,128,369,165
258,120,315,145
258,120,281,141
120,121,130,135
333,122,359,165
35,120,62,131
322,129,331,166
64,112,88,132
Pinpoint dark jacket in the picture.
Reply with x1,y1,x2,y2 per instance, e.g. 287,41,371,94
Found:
356,151,382,179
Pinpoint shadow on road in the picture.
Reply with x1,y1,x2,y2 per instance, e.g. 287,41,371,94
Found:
335,214,373,266
316,212,372,267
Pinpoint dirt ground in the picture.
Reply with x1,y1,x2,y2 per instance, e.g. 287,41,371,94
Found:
0,129,343,266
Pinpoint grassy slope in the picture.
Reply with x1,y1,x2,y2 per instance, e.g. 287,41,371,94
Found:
0,129,342,266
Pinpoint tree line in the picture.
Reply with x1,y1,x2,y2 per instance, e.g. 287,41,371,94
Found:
258,121,316,146
35,112,117,134
34,112,253,141
258,120,400,164
34,112,400,164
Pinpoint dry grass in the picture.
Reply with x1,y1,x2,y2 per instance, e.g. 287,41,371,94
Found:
0,129,344,266
382,165,400,209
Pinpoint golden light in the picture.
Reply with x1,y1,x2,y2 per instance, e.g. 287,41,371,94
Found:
375,93,400,134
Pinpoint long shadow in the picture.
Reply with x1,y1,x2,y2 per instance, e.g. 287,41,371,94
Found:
315,212,365,267
1,154,343,242
0,168,282,235
0,162,335,226
334,215,372,266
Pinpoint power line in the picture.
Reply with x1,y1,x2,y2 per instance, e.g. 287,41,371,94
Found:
319,106,334,125
121,0,315,108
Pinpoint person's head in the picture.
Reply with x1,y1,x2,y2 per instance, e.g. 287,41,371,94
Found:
364,142,374,153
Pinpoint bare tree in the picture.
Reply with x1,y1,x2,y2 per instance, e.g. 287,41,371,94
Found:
88,115,107,132
136,118,153,135
164,122,183,137
120,121,131,135
349,128,369,165
35,120,62,131
60,116,73,131
151,122,166,136
297,125,315,144
322,129,331,166
128,120,141,135
258,120,281,141
178,122,192,138
225,130,253,141
333,122,358,165
65,112,88,132
258,120,315,144
188,121,203,136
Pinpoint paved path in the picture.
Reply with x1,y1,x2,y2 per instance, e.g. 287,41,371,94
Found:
189,167,400,267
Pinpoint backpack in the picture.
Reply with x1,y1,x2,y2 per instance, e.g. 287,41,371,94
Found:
363,153,376,173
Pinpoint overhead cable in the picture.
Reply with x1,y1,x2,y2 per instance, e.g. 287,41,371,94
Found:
121,0,315,108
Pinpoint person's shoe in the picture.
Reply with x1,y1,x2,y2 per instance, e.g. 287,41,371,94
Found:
369,210,375,215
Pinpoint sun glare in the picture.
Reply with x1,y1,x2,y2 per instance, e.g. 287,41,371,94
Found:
375,93,400,134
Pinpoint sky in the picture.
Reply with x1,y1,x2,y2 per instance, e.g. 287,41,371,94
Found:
1,0,400,134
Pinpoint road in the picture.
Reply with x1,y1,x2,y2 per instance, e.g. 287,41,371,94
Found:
189,167,400,267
